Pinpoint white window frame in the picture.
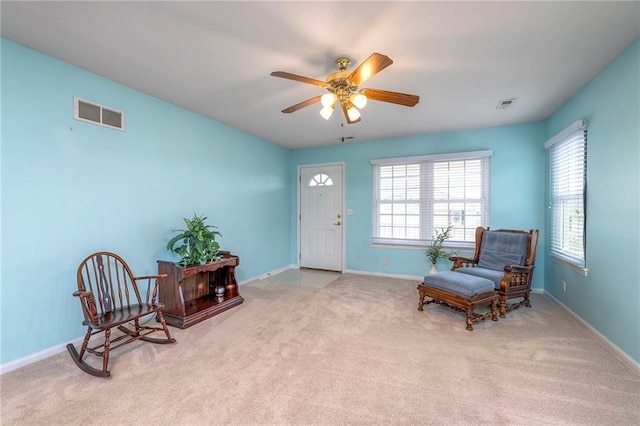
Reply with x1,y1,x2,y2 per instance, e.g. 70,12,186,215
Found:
545,120,588,276
371,150,492,249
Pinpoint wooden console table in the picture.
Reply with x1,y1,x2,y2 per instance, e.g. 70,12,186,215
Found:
157,252,244,328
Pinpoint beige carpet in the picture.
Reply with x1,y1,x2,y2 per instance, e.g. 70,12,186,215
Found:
2,273,639,425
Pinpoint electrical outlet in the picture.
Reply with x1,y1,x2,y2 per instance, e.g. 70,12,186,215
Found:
562,281,567,292
384,257,389,265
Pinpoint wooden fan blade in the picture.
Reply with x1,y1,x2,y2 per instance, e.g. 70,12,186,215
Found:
281,95,322,113
341,103,361,124
361,88,420,107
348,53,393,86
271,71,327,87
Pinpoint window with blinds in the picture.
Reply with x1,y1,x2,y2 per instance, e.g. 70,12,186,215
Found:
545,120,588,273
371,151,491,247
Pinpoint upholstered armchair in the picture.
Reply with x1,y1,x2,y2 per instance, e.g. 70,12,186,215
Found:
449,227,539,318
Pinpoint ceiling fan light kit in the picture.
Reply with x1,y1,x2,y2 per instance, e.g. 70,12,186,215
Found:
321,93,337,108
271,53,419,125
351,93,367,109
319,104,335,120
346,103,361,122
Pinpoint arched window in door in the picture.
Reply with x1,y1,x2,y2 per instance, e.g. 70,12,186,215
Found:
308,173,333,187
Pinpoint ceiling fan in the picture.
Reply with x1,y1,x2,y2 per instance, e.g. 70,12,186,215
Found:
271,53,419,124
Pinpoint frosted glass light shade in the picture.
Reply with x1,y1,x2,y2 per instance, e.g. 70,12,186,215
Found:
321,93,337,107
346,106,361,121
351,93,367,109
320,105,335,120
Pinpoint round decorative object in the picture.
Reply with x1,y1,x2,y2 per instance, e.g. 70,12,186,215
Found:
429,264,438,275
214,285,225,299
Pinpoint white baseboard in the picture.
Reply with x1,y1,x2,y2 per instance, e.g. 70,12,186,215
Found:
542,290,640,376
240,264,297,284
344,269,423,282
0,336,83,375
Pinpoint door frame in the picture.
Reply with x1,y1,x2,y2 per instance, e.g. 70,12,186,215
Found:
297,162,346,272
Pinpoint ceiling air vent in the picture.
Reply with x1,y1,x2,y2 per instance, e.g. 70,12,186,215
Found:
496,98,516,110
74,97,125,131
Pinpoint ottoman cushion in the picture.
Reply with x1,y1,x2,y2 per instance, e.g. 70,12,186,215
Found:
423,271,495,298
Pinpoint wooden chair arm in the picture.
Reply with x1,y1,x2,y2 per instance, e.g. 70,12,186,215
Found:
72,290,92,298
503,265,534,273
133,274,168,281
501,265,535,291
133,274,168,304
449,256,477,270
72,290,99,324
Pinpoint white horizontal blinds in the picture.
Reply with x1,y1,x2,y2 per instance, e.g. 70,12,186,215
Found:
372,151,491,246
374,163,421,241
546,120,587,267
431,157,490,243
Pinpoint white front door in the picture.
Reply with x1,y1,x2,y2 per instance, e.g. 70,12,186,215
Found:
299,164,344,271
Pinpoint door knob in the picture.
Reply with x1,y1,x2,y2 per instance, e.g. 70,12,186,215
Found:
333,221,342,226
337,213,342,218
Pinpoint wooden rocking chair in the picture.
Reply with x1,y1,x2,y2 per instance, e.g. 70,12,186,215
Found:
67,252,176,377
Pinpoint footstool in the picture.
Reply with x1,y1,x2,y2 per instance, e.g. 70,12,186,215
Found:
417,271,498,331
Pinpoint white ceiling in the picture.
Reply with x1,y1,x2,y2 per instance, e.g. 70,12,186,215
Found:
2,1,639,149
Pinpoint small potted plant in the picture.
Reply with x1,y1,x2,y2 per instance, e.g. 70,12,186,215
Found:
425,224,456,274
166,213,223,267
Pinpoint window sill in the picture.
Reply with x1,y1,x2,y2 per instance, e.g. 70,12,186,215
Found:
550,255,588,277
372,241,475,252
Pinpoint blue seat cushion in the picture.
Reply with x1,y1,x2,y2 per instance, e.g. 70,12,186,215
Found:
477,231,529,270
456,266,505,289
423,271,495,298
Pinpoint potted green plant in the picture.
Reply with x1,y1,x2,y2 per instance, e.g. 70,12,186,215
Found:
425,224,456,274
166,213,223,267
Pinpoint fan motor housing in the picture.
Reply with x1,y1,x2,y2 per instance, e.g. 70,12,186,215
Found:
326,70,357,101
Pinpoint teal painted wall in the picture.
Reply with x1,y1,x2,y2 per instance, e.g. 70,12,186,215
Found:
1,39,293,364
291,123,547,284
545,39,640,362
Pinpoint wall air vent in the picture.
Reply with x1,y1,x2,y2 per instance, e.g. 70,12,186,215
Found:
74,97,125,131
496,98,516,110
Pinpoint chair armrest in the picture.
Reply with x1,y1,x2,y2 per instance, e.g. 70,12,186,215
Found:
72,290,92,298
133,274,168,304
133,274,168,281
500,265,535,291
503,265,534,273
449,256,477,270
72,290,99,324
